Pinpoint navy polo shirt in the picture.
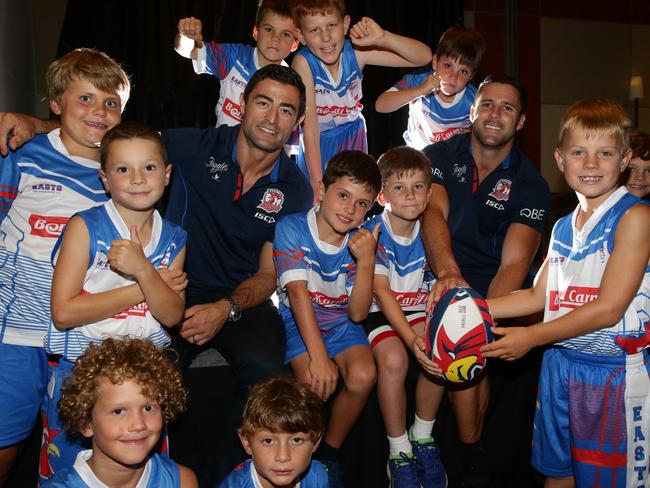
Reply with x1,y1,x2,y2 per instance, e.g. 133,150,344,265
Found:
162,125,312,301
424,133,550,296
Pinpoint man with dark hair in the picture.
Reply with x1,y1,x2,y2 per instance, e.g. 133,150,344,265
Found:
421,76,550,487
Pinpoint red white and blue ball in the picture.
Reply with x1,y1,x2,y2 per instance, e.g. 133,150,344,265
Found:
425,287,494,383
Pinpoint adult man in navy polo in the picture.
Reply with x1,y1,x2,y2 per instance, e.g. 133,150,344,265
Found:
421,77,550,487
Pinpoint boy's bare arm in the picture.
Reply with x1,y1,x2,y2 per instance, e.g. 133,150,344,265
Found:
291,55,322,203
483,205,650,360
0,112,59,156
51,217,147,330
174,17,203,60
375,74,441,113
351,17,432,69
347,223,380,322
286,280,339,400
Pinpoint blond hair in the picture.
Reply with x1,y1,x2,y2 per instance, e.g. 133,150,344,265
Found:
558,99,631,150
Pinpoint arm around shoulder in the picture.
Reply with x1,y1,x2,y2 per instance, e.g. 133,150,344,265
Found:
178,463,198,488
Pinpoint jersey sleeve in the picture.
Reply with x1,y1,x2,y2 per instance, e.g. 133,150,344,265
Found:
273,215,309,287
509,173,550,233
197,42,244,80
423,141,450,186
0,152,21,222
394,71,427,91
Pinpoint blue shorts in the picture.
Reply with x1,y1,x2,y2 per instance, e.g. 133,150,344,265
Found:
296,116,368,181
0,343,47,447
40,358,170,482
285,317,369,364
532,347,650,486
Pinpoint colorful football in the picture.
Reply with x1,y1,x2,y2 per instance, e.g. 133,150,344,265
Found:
425,287,494,383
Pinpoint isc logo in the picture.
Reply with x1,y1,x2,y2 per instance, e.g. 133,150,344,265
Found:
29,214,68,238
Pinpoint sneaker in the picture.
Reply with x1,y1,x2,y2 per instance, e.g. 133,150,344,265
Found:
387,452,421,488
411,437,447,488
321,459,345,488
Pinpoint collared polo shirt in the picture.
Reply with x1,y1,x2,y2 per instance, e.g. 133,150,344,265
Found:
424,133,550,295
162,125,312,300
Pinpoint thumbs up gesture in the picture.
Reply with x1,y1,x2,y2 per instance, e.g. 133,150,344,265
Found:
348,222,380,265
107,225,150,279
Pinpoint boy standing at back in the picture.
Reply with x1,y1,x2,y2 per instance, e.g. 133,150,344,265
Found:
0,48,129,485
482,99,650,487
375,26,486,150
291,0,432,200
273,150,381,486
174,0,299,127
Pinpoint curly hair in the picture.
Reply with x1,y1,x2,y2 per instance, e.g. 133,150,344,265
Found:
240,376,325,442
57,338,187,435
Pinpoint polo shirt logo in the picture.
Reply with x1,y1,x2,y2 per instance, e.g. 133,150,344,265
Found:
205,157,229,182
488,179,512,202
452,163,467,182
257,188,285,214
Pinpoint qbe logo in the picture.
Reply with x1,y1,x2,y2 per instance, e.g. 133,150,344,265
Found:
29,214,68,238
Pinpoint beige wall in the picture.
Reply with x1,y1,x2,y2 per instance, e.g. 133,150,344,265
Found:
540,18,650,192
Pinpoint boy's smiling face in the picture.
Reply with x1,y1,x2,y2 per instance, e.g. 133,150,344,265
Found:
254,12,299,66
380,169,431,224
296,11,350,67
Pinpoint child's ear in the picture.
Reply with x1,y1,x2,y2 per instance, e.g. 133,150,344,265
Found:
99,169,111,192
554,147,565,173
164,164,173,186
252,25,259,42
318,181,325,203
49,99,62,116
312,434,323,453
343,15,351,35
81,423,94,439
620,147,633,173
238,431,253,456
294,28,306,46
377,190,387,207
431,54,438,71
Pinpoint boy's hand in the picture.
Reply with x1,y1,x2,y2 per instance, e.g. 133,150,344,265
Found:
0,112,36,156
158,268,188,294
305,355,339,400
419,74,442,97
177,17,203,46
349,17,385,47
410,336,443,376
425,273,468,312
480,326,537,361
107,226,150,279
348,222,380,264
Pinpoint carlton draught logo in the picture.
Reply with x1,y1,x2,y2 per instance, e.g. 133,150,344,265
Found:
548,286,600,311
223,98,242,121
29,214,68,238
309,291,347,306
394,291,428,307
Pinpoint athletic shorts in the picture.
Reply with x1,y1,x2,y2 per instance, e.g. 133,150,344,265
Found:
296,115,368,181
532,347,650,486
284,317,369,364
364,310,427,348
0,343,47,447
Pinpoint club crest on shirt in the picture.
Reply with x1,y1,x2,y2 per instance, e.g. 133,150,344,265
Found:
488,179,512,201
257,188,284,214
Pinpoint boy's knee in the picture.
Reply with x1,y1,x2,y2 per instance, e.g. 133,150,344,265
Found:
345,361,377,394
377,346,408,380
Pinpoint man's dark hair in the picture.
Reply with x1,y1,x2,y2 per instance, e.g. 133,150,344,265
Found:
243,64,306,120
322,150,381,196
476,75,527,115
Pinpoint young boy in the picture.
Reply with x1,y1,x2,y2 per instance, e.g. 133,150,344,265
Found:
362,147,447,488
219,375,328,487
273,150,382,485
0,48,129,484
41,122,188,479
42,337,197,487
625,130,650,198
290,0,432,200
174,0,299,127
481,99,650,488
375,26,486,150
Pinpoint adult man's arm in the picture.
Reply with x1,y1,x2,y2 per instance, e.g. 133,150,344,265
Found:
179,241,276,345
485,222,541,299
0,113,59,156
421,183,468,304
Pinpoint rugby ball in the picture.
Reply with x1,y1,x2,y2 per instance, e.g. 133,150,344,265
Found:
425,287,494,383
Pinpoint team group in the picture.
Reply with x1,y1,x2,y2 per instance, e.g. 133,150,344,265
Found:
0,0,648,487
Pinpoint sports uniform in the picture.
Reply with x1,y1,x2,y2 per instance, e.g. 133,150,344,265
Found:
295,40,367,179
362,211,434,347
218,459,329,487
42,450,181,488
0,130,108,447
424,132,550,296
273,208,369,362
40,200,186,480
390,69,475,150
533,188,650,486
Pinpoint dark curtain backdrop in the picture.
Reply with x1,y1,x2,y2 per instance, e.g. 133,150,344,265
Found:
57,0,463,158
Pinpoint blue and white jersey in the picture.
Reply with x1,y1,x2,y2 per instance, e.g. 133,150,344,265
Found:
273,208,358,333
45,200,187,361
297,40,363,132
194,43,288,127
545,187,650,355
365,211,435,313
218,459,329,488
42,450,181,488
393,69,475,149
0,130,108,347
